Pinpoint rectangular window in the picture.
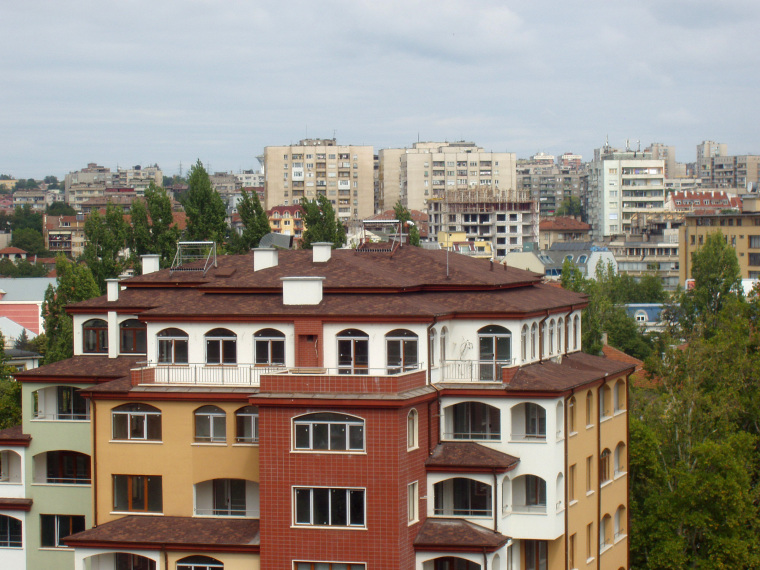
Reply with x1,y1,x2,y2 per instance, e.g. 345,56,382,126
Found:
294,488,365,527
113,475,162,513
586,456,593,493
586,522,594,560
569,533,576,569
408,481,419,524
525,540,547,570
294,413,364,452
749,253,760,266
569,464,576,502
295,564,365,570
40,515,85,548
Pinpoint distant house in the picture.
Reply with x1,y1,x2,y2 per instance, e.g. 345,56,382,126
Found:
505,242,617,279
539,217,591,250
625,303,665,333
0,316,37,349
0,277,57,334
0,247,29,262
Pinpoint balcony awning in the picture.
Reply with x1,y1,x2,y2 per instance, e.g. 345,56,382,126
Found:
414,518,509,552
425,442,519,473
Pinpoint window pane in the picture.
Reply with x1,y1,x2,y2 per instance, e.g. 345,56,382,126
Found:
147,414,161,440
158,340,172,363
337,340,352,367
349,490,364,526
480,336,494,359
313,489,330,525
255,341,269,364
330,424,347,450
147,476,162,512
212,415,226,440
349,425,363,450
130,415,145,439
270,341,285,365
113,476,129,511
312,424,328,449
136,329,147,353
174,340,188,364
230,479,246,514
330,489,347,525
387,341,401,368
222,340,236,364
113,414,128,439
295,489,311,524
354,341,368,367
496,336,510,360
196,416,210,440
295,424,310,448
403,340,418,368
131,476,146,510
207,341,220,364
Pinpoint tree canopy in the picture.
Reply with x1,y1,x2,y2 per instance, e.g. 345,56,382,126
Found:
227,188,270,254
300,195,346,249
182,159,227,244
83,203,130,293
47,201,76,216
393,201,420,246
129,183,180,268
554,196,583,218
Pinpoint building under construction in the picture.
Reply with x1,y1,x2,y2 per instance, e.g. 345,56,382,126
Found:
427,187,538,259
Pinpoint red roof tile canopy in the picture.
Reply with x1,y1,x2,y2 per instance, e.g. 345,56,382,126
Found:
14,355,141,384
414,519,509,552
539,217,591,231
0,425,31,446
64,516,260,551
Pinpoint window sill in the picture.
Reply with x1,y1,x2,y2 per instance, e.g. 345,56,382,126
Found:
585,557,595,564
31,418,90,423
32,482,91,487
0,481,22,486
600,543,613,555
614,470,627,481
586,490,594,497
191,442,228,447
568,499,578,507
614,409,626,417
291,449,366,455
110,439,163,444
585,424,594,430
40,546,74,551
600,415,612,423
232,442,259,447
0,546,23,550
569,430,578,437
291,524,367,531
614,533,627,544
600,480,612,489
111,511,163,516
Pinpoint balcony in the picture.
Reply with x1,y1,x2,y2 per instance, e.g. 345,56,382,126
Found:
436,359,514,382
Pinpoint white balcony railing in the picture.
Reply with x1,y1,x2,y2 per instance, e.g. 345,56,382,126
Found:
438,359,514,382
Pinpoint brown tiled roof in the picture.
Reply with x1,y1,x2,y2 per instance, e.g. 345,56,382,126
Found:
426,442,519,472
64,515,260,549
539,217,591,231
14,356,141,383
601,344,644,370
0,247,28,254
414,518,509,551
0,424,31,445
0,498,33,511
506,352,635,392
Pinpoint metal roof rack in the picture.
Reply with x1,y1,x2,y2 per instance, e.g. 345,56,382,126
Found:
170,242,217,275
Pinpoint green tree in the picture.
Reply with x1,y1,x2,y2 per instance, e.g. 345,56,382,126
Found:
555,196,583,218
43,175,60,189
393,201,420,246
129,183,180,268
42,256,100,364
227,189,270,253
46,201,76,216
182,160,227,244
0,330,21,429
12,204,43,233
11,227,46,255
301,195,346,249
83,204,130,293
13,178,38,191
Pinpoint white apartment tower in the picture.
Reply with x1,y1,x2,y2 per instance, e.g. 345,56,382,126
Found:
379,142,517,212
264,139,374,221
588,145,665,239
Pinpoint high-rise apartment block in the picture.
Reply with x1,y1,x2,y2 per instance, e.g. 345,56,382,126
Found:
587,146,665,239
263,139,374,221
378,142,517,213
517,165,586,217
696,140,727,163
4,245,632,570
697,154,760,189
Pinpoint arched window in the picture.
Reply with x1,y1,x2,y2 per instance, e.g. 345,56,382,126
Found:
574,315,580,350
157,328,188,364
0,514,22,547
511,403,546,440
177,555,223,570
600,384,612,419
440,327,448,364
521,325,528,361
294,412,364,452
205,328,236,364
556,472,564,511
556,401,564,440
548,319,555,355
429,329,436,367
568,396,576,434
600,514,613,549
614,505,627,540
407,409,418,450
119,319,146,354
512,475,546,512
614,379,626,412
337,329,369,375
557,318,564,354
386,329,418,374
531,323,537,359
38,450,91,484
112,403,162,441
478,325,511,381
195,405,226,443
600,449,612,484
83,318,108,353
254,328,285,366
433,477,492,517
0,450,21,483
448,402,500,440
235,406,259,443
614,442,626,476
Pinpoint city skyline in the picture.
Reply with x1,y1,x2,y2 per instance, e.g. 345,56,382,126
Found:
2,0,760,179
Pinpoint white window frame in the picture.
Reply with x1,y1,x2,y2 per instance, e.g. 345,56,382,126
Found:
293,487,366,528
293,413,364,452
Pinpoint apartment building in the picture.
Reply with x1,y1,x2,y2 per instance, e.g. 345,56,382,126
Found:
427,188,538,258
697,154,760,189
110,165,163,195
12,190,53,212
379,142,517,213
679,193,760,283
587,146,665,239
645,143,685,180
517,165,586,217
268,205,305,245
539,217,591,250
263,139,374,222
3,245,631,570
696,141,727,163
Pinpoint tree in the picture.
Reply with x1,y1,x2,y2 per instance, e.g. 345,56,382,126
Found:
47,202,76,216
12,204,42,233
42,256,100,364
11,227,46,255
43,175,60,189
227,189,271,254
0,330,20,430
393,201,420,246
182,160,227,244
555,196,583,218
300,195,346,249
129,183,180,268
13,178,38,191
83,204,130,293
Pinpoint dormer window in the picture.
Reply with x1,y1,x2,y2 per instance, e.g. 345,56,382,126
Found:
83,319,108,353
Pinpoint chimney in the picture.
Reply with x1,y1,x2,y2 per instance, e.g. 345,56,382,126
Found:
312,242,332,263
141,254,160,275
282,276,325,305
106,279,120,302
253,248,279,271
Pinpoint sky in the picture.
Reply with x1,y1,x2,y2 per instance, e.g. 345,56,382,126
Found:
2,0,760,179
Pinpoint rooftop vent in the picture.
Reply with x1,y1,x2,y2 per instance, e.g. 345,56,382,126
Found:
312,243,332,262
253,248,279,271
106,279,120,302
282,276,324,305
141,254,160,275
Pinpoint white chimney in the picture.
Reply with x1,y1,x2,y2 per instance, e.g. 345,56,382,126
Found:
312,242,332,263
254,248,279,271
281,276,324,305
141,254,160,275
106,279,120,302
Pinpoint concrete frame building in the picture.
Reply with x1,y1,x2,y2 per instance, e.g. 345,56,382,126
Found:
697,154,760,189
587,145,665,239
378,142,517,213
4,245,632,570
263,139,374,222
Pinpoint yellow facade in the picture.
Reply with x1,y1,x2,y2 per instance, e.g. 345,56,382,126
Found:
93,398,260,524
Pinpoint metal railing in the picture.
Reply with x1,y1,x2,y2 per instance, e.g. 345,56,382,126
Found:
194,507,259,518
512,504,547,514
32,411,90,421
434,507,492,517
443,431,501,441
46,476,91,485
438,359,515,382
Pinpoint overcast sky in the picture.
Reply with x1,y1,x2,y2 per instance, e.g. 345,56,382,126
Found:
2,0,759,179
